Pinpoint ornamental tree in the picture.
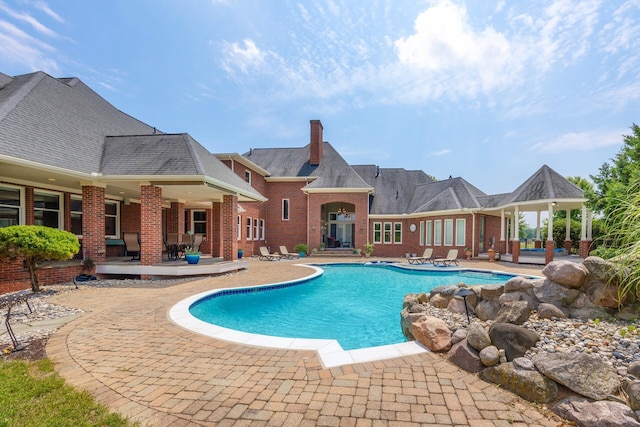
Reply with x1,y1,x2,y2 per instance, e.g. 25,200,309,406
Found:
0,225,80,292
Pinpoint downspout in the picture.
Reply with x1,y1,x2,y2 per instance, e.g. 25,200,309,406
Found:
472,211,476,258
306,179,310,249
227,155,234,172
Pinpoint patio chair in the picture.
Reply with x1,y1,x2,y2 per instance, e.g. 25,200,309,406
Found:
259,246,281,261
408,248,434,264
279,246,300,260
432,249,459,267
192,233,205,252
164,233,179,260
181,233,193,249
122,232,140,260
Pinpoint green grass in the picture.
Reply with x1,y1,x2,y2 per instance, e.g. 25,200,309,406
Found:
0,358,133,427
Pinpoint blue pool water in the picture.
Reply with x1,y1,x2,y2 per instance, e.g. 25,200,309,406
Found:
189,264,518,350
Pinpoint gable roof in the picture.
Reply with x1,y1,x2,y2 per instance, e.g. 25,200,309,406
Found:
244,142,372,190
407,177,487,213
503,164,584,204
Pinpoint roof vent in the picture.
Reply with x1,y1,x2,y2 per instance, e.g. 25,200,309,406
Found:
375,166,380,178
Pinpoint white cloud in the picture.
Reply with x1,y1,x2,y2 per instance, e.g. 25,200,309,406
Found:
0,1,58,37
0,19,58,71
432,149,451,156
531,129,625,152
221,39,267,74
33,1,64,24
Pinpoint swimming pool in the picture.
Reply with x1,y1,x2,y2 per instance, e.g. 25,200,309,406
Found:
186,264,518,351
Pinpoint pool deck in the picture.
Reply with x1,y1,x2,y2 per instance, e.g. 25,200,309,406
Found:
46,257,561,426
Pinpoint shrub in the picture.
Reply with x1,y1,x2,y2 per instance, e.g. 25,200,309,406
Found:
293,243,308,254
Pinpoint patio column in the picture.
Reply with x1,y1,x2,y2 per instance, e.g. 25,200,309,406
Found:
211,201,222,257
535,211,542,248
140,184,163,275
222,195,238,261
511,206,520,263
81,183,106,262
545,202,555,264
168,201,185,235
579,205,591,258
499,209,505,253
564,210,572,253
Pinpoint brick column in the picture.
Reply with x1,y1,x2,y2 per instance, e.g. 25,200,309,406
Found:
140,185,163,271
578,240,591,258
202,207,213,255
222,195,238,261
564,240,573,253
511,240,520,264
168,201,185,234
211,202,222,257
498,239,506,254
82,185,106,262
545,240,555,265
25,187,34,225
63,193,71,232
534,240,542,249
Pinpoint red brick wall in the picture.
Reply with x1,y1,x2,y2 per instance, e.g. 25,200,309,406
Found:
25,186,34,225
210,202,222,257
0,259,83,294
221,159,268,196
263,181,308,251
308,192,369,253
121,202,140,233
310,120,323,165
238,202,266,257
222,195,238,260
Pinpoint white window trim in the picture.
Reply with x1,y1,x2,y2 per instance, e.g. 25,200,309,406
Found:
245,170,251,185
373,222,382,244
34,189,63,230
246,217,252,240
393,222,402,244
282,199,289,221
104,200,120,238
383,222,392,244
426,220,432,246
191,209,207,235
444,219,454,246
434,220,442,246
419,221,424,246
0,184,25,226
455,218,466,247
237,215,241,240
260,219,265,240
253,218,259,241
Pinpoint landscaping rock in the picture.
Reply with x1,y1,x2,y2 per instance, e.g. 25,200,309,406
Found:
583,276,625,308
479,345,499,367
623,378,640,411
447,339,484,373
629,361,640,378
451,328,467,345
480,283,504,299
493,300,531,325
513,357,536,371
489,323,539,361
429,285,459,298
532,352,620,400
417,292,429,304
498,290,537,310
533,278,581,306
583,256,618,282
429,293,450,309
475,299,500,321
553,396,640,427
503,276,534,292
410,316,452,352
567,293,611,319
400,309,425,340
481,362,558,404
537,303,568,319
447,297,469,315
542,260,588,289
466,322,491,351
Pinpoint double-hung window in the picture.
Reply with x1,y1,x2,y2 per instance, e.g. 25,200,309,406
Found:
455,219,466,246
383,222,392,244
237,215,241,240
0,185,22,227
260,219,265,240
253,218,259,240
105,201,119,238
393,222,402,244
444,219,454,246
373,222,382,244
434,220,442,245
246,217,252,240
426,220,432,245
34,191,62,229
70,196,82,236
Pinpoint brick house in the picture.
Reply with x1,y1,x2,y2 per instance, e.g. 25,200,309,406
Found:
0,71,591,293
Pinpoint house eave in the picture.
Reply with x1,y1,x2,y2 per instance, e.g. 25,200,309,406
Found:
303,187,374,194
215,153,271,177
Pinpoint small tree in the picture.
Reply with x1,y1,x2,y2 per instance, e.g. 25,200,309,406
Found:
0,225,80,292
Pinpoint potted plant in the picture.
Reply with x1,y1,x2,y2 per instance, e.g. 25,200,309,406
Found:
353,248,362,255
365,242,374,257
184,248,201,264
311,248,318,255
487,247,496,262
465,247,472,259
238,249,244,259
74,257,97,286
293,243,308,257
320,242,325,251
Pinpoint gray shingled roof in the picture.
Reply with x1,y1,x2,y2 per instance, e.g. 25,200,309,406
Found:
503,164,584,203
102,134,262,197
351,165,434,214
407,178,487,213
0,71,155,174
244,142,372,190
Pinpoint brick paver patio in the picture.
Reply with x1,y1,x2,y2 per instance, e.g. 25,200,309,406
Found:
47,258,562,426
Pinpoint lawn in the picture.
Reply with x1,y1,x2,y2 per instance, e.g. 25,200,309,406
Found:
0,357,134,427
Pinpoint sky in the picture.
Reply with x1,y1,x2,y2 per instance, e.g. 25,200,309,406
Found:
0,0,638,199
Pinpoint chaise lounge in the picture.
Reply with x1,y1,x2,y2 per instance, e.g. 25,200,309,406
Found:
259,246,282,261
432,249,459,267
279,246,300,260
408,248,434,264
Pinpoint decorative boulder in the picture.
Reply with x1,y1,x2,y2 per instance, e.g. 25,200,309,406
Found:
429,293,450,309
583,276,625,308
451,328,467,345
447,297,469,315
417,292,429,304
532,352,620,400
489,323,539,361
400,310,425,340
498,291,537,310
553,396,640,427
480,362,558,404
537,303,568,319
623,379,640,411
567,293,611,320
466,322,491,351
583,256,618,282
513,357,536,371
429,285,459,298
628,360,640,378
481,283,504,299
447,339,484,373
533,279,581,307
475,300,501,321
479,345,500,367
503,276,535,292
542,261,588,288
410,316,452,352
493,301,531,325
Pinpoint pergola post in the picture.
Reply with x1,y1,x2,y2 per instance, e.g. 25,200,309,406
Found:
564,210,572,253
545,202,555,264
511,205,520,263
499,208,505,254
535,211,542,248
579,205,591,258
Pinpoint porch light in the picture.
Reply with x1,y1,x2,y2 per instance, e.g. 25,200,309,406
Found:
337,207,347,214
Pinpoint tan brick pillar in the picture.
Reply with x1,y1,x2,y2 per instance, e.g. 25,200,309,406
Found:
222,195,238,261
82,184,106,262
140,185,163,271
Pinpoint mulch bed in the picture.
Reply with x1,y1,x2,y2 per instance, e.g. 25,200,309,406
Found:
2,337,48,362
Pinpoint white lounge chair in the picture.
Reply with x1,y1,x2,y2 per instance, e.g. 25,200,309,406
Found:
432,249,459,267
259,246,281,261
408,248,434,264
279,246,300,260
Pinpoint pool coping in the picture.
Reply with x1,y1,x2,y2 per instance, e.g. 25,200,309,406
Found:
168,262,538,368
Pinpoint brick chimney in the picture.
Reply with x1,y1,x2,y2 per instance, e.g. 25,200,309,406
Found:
310,119,323,166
